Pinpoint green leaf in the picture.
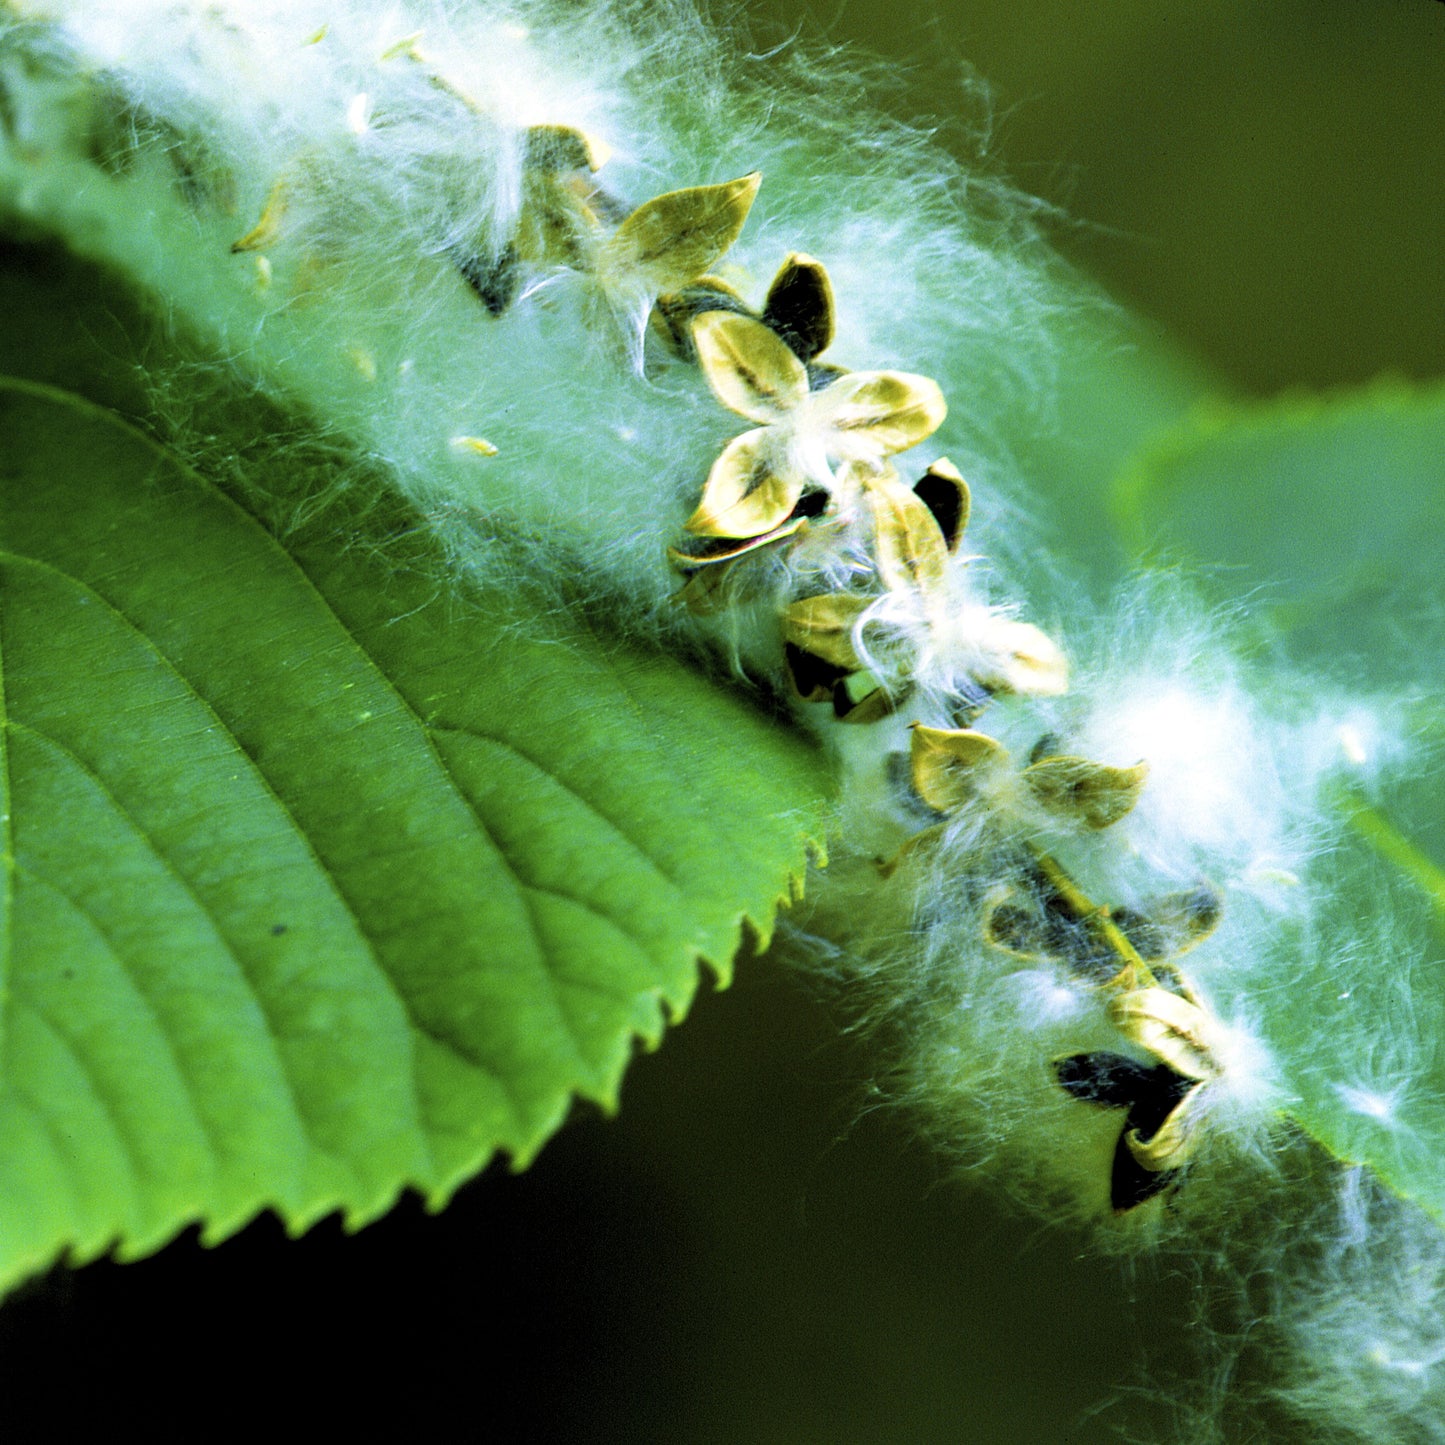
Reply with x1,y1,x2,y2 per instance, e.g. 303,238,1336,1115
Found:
1113,379,1445,659
0,252,828,1291
1112,380,1445,1218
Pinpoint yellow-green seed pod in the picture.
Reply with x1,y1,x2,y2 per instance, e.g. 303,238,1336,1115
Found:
1023,755,1150,830
694,310,810,423
600,171,761,298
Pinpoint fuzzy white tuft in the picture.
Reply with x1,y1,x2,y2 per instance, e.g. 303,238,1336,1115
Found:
3,6,1442,1443
0,0,1060,635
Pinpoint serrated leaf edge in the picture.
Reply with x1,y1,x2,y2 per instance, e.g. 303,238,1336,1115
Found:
0,375,829,1276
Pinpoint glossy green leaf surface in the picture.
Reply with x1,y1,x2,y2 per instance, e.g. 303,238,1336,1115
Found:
0,266,827,1292
1114,381,1445,1218
1115,380,1445,658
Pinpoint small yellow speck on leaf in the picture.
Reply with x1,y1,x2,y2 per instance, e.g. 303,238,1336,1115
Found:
450,435,499,457
346,345,378,381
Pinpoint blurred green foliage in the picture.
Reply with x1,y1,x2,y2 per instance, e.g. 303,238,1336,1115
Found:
798,0,1445,393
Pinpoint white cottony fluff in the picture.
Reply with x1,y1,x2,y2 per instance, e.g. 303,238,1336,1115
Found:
0,0,1058,619
1,3,1441,1442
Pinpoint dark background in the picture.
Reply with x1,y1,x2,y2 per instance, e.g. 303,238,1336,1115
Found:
3,1,1443,1439
820,0,1445,394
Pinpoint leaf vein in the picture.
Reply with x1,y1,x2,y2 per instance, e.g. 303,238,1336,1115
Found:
6,990,149,1223
428,725,689,897
13,721,330,1174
